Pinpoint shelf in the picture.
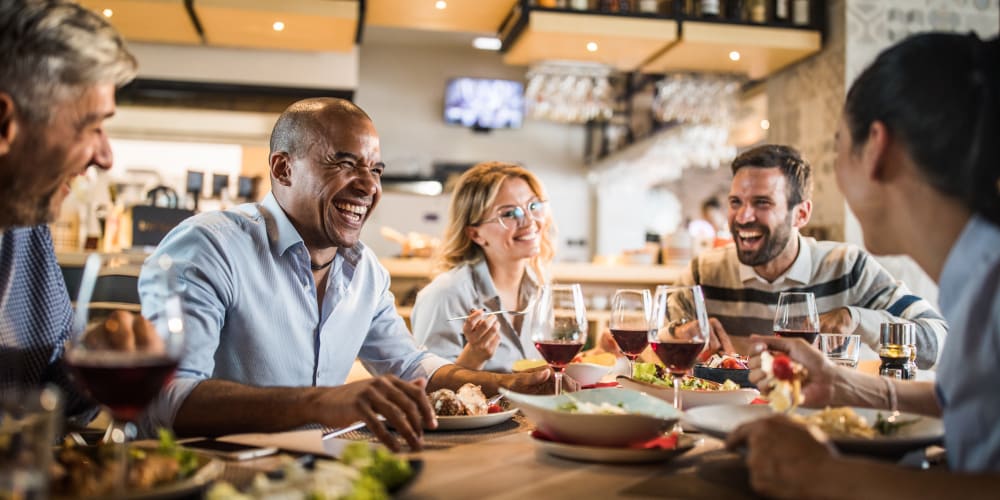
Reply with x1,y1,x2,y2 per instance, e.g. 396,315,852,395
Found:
77,0,201,45
501,8,678,71
641,20,821,78
380,258,685,285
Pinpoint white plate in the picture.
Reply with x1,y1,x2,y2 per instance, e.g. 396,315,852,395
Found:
685,405,944,457
531,431,698,464
433,408,519,431
617,376,759,409
501,388,680,447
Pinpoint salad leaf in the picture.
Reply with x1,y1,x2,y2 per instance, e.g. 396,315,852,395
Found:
873,412,920,436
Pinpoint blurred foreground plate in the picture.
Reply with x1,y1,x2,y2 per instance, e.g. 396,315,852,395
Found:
685,405,943,458
530,431,698,464
433,408,519,431
54,446,223,500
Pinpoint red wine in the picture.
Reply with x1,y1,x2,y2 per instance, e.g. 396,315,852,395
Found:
534,340,584,369
650,340,704,375
66,352,178,422
774,329,819,344
610,329,649,358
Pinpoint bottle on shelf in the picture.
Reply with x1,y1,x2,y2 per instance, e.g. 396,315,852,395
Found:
570,0,591,10
638,0,659,14
747,0,766,23
772,0,790,24
701,0,720,17
725,0,746,21
792,0,810,25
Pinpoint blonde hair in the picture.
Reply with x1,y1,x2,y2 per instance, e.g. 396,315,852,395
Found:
435,161,556,281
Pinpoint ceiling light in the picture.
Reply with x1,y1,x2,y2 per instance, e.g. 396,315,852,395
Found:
760,119,770,130
586,42,598,52
102,8,112,17
435,0,447,9
272,21,285,32
473,37,502,51
729,50,741,61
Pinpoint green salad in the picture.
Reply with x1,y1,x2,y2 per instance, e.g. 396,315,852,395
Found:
632,362,740,391
206,442,412,500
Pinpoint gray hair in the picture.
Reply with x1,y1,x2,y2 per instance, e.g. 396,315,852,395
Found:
0,0,137,124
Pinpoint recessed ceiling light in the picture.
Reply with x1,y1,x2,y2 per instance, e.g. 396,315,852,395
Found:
473,37,502,51
586,42,598,52
760,119,770,130
435,0,447,9
102,8,113,17
729,50,741,61
272,21,285,32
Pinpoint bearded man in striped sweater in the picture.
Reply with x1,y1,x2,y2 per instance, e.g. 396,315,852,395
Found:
681,144,947,368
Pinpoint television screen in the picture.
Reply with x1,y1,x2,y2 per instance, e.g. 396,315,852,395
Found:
444,78,524,129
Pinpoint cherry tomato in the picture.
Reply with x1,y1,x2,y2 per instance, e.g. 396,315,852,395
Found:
721,357,746,370
487,404,503,414
771,355,795,381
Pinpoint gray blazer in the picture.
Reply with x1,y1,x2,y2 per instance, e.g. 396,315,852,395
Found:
411,259,542,373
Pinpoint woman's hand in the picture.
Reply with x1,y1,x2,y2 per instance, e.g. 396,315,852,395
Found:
455,309,501,370
747,334,840,408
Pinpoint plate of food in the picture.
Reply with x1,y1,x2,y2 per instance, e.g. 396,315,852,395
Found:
693,353,754,388
429,383,518,431
530,430,698,464
501,387,680,447
619,362,759,408
52,430,223,500
685,404,943,457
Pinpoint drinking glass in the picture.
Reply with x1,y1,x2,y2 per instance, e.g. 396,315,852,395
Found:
649,285,709,429
773,292,820,345
818,333,862,368
0,386,61,499
63,253,184,494
609,289,652,378
530,284,588,395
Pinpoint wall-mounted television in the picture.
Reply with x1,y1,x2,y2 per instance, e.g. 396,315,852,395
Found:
444,78,524,130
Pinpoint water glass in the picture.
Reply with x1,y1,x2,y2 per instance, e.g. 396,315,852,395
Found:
0,386,61,499
818,333,862,368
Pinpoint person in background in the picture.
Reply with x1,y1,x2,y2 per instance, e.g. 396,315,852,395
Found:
139,99,552,452
411,162,555,372
678,144,947,367
0,0,138,424
728,32,1000,498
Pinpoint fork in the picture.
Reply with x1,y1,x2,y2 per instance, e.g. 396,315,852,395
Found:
447,309,528,322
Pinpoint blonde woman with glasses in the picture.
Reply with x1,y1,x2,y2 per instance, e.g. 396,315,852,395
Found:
411,161,555,371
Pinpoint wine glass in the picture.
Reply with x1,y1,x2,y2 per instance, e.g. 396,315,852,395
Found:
530,284,587,395
63,253,184,494
609,289,652,378
649,285,709,430
773,291,820,345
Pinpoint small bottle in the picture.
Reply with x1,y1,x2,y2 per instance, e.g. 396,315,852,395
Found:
701,0,720,17
570,0,590,10
879,323,916,380
792,0,809,25
772,0,789,23
725,0,746,20
638,0,659,13
747,0,766,23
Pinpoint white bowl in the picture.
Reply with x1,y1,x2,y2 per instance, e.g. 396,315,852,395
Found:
616,376,759,409
564,362,612,386
499,387,680,447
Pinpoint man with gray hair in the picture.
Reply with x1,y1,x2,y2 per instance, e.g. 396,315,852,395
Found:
0,0,137,421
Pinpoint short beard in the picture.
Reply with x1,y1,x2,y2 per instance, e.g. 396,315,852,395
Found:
0,183,54,229
735,213,793,267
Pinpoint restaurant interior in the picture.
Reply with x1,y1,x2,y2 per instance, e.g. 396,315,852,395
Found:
31,0,1000,497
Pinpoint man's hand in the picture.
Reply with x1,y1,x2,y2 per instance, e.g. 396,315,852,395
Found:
819,307,857,334
455,309,501,370
495,368,553,394
706,317,736,354
726,414,839,499
83,310,164,352
747,335,839,407
315,376,435,452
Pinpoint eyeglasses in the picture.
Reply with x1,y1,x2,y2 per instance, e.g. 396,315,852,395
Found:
476,200,548,229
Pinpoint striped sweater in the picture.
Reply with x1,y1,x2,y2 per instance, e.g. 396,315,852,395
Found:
679,236,947,368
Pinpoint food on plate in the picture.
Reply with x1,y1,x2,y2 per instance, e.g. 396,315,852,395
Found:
556,400,628,415
702,352,749,370
512,358,549,372
792,407,921,440
51,430,200,497
760,351,807,412
632,362,740,391
429,383,488,416
571,351,618,367
207,442,412,500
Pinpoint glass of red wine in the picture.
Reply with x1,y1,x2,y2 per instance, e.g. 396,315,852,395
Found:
609,289,652,378
530,284,587,395
64,253,184,494
649,285,709,430
773,291,820,345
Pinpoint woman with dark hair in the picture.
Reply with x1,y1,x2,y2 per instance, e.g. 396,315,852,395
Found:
411,162,556,372
727,32,1000,498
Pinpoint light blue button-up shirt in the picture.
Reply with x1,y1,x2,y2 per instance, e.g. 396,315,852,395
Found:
139,193,449,433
